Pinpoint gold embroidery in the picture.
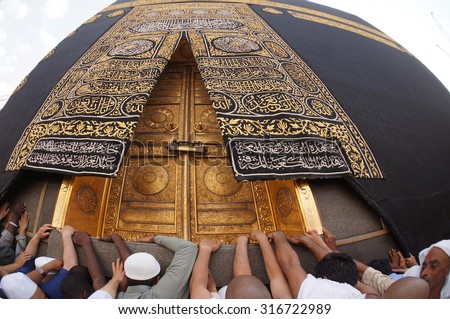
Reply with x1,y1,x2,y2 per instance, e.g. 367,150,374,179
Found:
65,30,77,39
288,11,407,53
7,2,382,179
11,75,29,95
41,48,56,61
7,8,181,172
101,0,402,52
83,14,102,24
262,7,283,15
107,10,125,17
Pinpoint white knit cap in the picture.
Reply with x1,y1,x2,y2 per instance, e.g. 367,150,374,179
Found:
124,252,161,280
0,273,37,299
35,256,57,275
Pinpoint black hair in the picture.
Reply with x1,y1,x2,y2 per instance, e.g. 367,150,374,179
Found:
368,258,392,275
126,276,158,287
314,252,358,286
60,266,94,299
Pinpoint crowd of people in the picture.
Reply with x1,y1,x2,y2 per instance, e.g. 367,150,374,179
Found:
0,201,449,299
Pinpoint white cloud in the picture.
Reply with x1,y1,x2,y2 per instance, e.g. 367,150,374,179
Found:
17,42,31,56
0,29,6,42
39,26,57,52
5,0,29,20
0,80,14,95
43,0,69,20
0,46,5,61
0,65,14,75
0,9,5,21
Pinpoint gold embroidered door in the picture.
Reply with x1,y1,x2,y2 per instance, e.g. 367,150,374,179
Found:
104,62,269,242
58,42,322,242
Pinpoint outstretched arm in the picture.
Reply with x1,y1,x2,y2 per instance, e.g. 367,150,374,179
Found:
268,231,307,298
250,230,292,298
288,230,331,261
95,259,125,299
322,227,382,298
1,252,31,274
59,225,78,270
233,236,252,277
73,231,107,290
151,236,198,299
190,239,222,299
27,258,64,284
25,224,53,256
15,212,30,254
3,202,26,236
110,234,133,262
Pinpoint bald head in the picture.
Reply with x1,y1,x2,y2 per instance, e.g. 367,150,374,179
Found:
383,277,429,299
226,275,271,299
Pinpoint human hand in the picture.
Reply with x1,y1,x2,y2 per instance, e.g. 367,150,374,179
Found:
322,227,338,252
397,251,407,269
10,202,26,218
267,230,286,242
287,233,309,245
236,235,249,245
199,239,222,253
15,252,32,267
249,230,267,242
389,249,401,269
0,202,9,220
58,225,76,238
43,258,64,271
72,231,91,246
405,254,418,268
18,212,30,234
135,235,156,243
111,258,125,283
97,234,113,242
36,224,53,239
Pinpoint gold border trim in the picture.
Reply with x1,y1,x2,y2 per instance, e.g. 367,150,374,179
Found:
288,11,406,53
336,228,390,246
101,0,404,52
52,175,74,228
33,180,49,233
295,181,323,233
336,219,389,246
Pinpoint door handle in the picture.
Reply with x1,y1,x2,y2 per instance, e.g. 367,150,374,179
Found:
168,140,206,154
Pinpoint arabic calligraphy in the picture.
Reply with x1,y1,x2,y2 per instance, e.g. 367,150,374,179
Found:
230,138,350,178
25,138,125,175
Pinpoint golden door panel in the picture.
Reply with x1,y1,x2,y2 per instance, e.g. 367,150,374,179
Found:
190,158,261,243
189,67,262,242
57,41,323,242
62,176,110,237
103,65,189,240
118,158,182,234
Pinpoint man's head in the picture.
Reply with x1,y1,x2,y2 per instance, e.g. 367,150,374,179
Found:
383,277,429,299
0,273,45,299
314,252,358,286
420,246,450,294
368,258,392,275
124,252,161,286
61,265,94,299
225,275,271,299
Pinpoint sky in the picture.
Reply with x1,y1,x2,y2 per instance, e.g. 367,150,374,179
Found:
0,0,449,110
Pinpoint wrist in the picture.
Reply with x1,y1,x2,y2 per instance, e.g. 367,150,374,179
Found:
36,266,47,278
199,245,213,253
